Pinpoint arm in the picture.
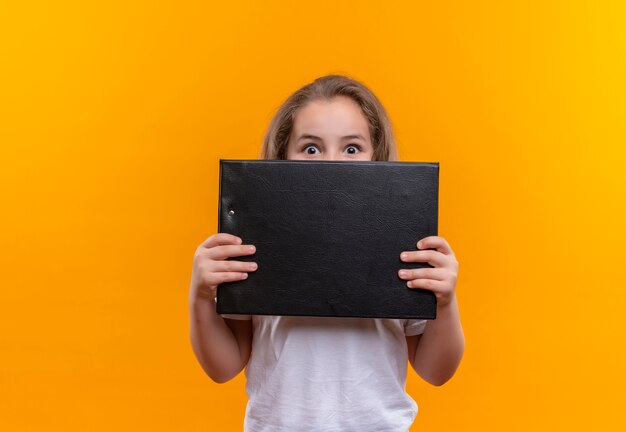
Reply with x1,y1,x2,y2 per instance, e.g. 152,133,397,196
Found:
400,236,465,386
406,294,464,386
189,296,252,383
188,233,257,383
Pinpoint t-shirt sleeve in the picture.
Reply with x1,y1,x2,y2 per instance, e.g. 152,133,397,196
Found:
220,314,253,320
403,319,427,336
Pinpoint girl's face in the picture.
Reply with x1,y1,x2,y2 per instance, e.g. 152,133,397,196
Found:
286,96,374,161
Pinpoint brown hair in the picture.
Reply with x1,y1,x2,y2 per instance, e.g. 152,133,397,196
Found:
260,74,398,161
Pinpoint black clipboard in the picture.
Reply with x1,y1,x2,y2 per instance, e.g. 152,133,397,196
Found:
216,159,439,319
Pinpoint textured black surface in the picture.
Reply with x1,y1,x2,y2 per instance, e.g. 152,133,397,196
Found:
216,159,439,319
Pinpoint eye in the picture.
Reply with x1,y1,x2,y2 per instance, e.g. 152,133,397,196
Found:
303,144,320,155
345,145,361,155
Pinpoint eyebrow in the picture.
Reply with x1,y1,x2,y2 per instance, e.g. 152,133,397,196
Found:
297,134,366,141
341,134,366,141
297,134,322,142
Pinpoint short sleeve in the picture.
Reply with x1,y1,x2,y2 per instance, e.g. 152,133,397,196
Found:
403,319,427,336
221,314,252,320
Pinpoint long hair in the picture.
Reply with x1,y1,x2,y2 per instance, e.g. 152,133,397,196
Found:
260,74,398,161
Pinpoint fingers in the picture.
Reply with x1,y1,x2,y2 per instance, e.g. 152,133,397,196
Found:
198,233,257,260
210,271,251,284
205,263,254,287
201,233,243,249
405,278,447,290
194,260,256,291
402,277,455,308
191,234,259,303
397,241,459,308
416,236,456,257
400,250,447,267
205,244,256,261
398,267,446,281
210,260,258,273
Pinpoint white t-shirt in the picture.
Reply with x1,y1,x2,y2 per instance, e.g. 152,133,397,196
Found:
222,313,427,432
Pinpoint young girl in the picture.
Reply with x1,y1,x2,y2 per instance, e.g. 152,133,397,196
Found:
189,74,465,431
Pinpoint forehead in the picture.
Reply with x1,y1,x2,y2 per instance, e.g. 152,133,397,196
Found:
292,96,370,137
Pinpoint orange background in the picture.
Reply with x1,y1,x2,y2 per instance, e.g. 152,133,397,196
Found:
1,1,625,430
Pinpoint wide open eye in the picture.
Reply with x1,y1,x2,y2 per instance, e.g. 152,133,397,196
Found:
345,145,361,155
303,144,320,155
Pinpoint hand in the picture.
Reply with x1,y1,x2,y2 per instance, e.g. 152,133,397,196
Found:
397,236,459,308
189,233,258,302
